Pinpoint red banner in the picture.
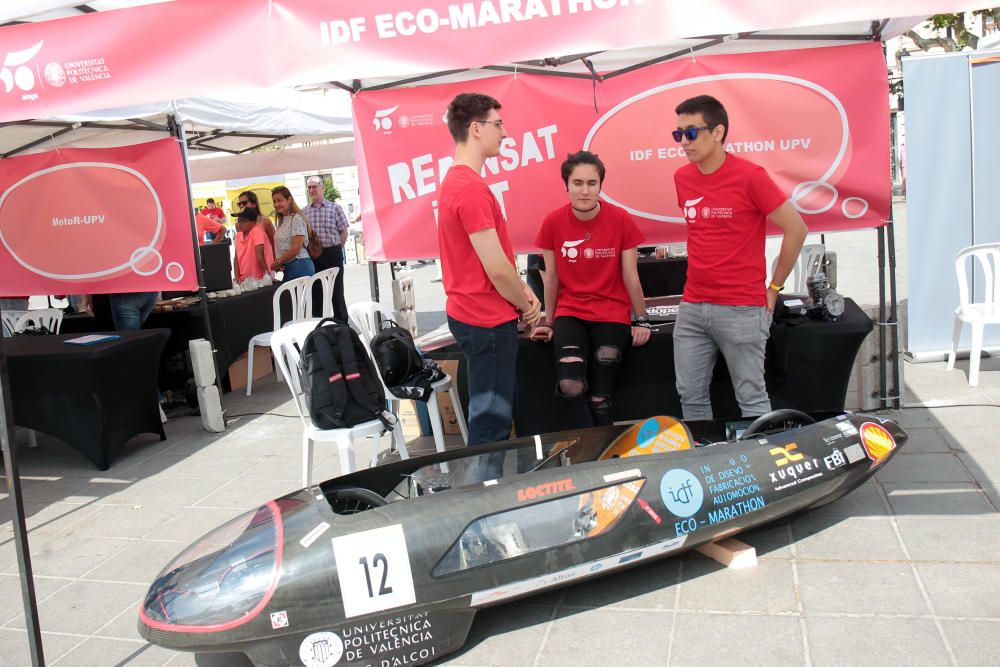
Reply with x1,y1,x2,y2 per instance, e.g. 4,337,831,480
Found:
355,43,890,260
0,0,981,123
0,138,198,296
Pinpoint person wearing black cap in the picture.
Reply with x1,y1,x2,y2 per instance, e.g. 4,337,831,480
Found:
234,207,274,284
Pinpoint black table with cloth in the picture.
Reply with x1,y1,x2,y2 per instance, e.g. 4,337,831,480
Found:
5,329,170,469
428,299,872,436
144,285,278,389
61,286,279,393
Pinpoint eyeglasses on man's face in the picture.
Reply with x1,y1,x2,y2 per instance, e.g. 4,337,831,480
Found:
472,118,504,129
237,200,250,207
672,125,717,143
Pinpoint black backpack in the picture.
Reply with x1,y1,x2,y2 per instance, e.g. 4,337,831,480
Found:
298,318,395,430
369,319,445,401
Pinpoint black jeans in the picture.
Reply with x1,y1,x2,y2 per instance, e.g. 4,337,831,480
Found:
313,244,348,323
553,316,630,428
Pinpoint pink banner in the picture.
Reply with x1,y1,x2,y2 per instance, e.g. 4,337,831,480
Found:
355,43,890,260
0,0,983,123
0,138,198,296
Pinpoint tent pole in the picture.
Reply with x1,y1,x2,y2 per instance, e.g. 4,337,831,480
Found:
369,262,380,302
167,114,226,419
877,226,888,410
886,215,902,409
0,340,45,666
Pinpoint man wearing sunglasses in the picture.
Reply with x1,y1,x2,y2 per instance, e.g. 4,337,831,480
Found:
438,92,542,454
671,95,808,421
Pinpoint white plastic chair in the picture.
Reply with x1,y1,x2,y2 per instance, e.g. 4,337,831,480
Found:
947,242,1000,386
1,310,27,337
772,243,827,293
15,308,63,334
270,321,407,485
246,277,313,396
348,301,469,455
306,267,341,319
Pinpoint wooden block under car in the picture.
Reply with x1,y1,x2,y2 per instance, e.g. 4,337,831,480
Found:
694,537,757,569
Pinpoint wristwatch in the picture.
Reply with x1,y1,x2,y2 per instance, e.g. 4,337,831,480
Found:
769,281,785,292
632,315,652,329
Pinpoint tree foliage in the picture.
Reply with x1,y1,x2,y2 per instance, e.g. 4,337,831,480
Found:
905,9,1000,52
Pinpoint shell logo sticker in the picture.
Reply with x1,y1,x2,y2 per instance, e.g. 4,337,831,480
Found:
859,422,896,466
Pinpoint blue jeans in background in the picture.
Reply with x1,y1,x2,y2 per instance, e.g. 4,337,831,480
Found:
110,292,159,331
282,256,315,281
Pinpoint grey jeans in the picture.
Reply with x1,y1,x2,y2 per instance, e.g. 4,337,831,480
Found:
673,301,772,420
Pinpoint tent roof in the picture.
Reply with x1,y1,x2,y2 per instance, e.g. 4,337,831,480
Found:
0,87,353,159
311,19,924,93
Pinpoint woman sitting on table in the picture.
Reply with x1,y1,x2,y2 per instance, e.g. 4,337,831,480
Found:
234,208,275,284
235,190,275,251
269,186,315,281
530,151,651,427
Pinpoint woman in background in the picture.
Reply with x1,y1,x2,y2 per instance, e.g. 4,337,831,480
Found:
269,186,315,281
235,190,276,251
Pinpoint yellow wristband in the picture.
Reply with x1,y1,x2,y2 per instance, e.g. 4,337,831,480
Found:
769,282,784,292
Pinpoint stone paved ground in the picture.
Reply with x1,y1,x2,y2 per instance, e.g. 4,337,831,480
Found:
2,203,999,666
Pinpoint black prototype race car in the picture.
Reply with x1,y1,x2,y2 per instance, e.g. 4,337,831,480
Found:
139,410,906,667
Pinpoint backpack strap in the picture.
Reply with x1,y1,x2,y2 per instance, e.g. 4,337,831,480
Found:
312,326,349,421
335,326,396,429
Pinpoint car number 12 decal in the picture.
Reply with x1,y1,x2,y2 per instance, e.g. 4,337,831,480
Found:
332,524,416,618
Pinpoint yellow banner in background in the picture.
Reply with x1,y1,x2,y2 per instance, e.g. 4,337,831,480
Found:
226,181,284,220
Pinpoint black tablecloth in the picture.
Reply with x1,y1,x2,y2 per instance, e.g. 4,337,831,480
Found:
637,256,688,296
4,329,170,469
429,299,872,436
61,287,279,393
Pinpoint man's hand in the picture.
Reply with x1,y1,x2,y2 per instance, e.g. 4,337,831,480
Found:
631,325,651,346
766,287,779,312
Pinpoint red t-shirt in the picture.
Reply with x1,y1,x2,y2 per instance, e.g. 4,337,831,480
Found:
196,213,224,242
674,154,787,306
204,206,225,220
438,165,518,327
535,202,644,324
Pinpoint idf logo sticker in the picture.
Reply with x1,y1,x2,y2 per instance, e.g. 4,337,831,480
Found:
859,422,896,466
659,469,703,518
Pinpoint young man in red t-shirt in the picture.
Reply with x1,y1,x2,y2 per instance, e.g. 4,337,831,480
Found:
672,95,808,420
531,151,650,427
438,93,541,447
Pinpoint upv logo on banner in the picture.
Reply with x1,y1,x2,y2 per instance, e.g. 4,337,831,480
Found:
1,41,44,95
372,104,439,136
1,38,111,104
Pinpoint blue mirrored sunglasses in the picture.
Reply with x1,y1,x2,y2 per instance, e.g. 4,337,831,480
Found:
672,125,716,142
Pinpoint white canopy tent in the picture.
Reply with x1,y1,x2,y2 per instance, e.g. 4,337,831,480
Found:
0,87,354,162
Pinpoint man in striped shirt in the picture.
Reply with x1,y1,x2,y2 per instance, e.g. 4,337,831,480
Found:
304,175,350,322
